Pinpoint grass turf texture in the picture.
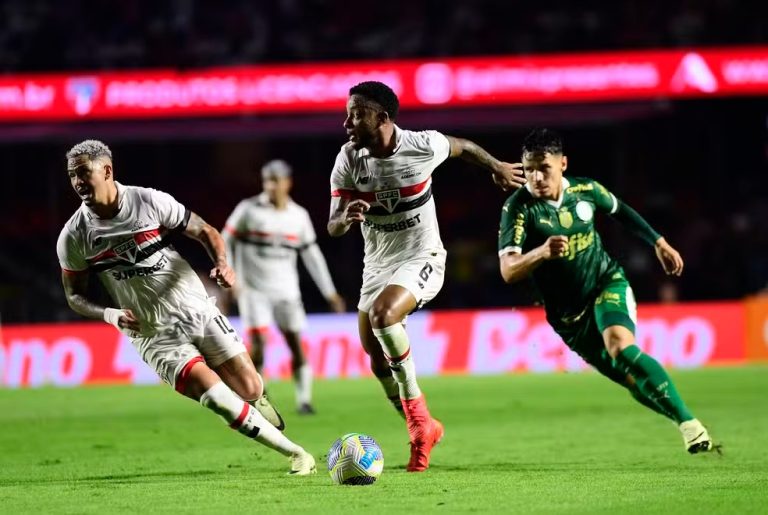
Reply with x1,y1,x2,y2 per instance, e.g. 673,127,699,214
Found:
1,366,766,514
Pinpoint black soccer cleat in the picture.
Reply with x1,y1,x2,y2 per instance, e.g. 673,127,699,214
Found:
297,402,316,415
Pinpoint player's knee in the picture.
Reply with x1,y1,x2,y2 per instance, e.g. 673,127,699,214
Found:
368,304,400,329
604,331,630,359
236,374,264,402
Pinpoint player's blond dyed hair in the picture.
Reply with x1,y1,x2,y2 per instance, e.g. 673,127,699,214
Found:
66,139,113,163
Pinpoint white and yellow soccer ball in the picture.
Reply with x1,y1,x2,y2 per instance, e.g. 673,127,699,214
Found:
327,433,384,485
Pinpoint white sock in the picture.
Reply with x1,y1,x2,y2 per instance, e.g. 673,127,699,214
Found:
372,324,421,400
200,382,303,456
294,363,313,406
377,374,400,400
377,374,405,415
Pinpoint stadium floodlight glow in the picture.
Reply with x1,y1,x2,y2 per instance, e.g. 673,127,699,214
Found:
0,46,766,122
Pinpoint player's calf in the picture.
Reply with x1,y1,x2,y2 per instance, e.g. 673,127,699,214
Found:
199,381,313,474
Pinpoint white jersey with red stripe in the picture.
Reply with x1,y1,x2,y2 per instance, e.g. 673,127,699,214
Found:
223,193,316,299
56,182,211,337
330,125,451,270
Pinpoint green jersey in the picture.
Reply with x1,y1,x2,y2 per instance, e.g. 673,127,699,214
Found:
498,176,623,322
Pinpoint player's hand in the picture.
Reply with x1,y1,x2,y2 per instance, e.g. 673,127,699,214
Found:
655,237,684,276
327,293,346,313
492,162,526,191
210,263,236,288
344,200,370,225
118,309,141,332
540,235,569,259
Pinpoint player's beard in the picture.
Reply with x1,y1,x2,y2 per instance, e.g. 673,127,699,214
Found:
353,131,377,150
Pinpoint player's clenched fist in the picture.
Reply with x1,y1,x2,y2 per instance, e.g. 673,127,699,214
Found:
118,309,141,332
210,263,236,288
344,199,370,224
541,235,569,259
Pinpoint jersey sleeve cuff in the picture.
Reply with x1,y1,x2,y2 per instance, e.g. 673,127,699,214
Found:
498,246,522,256
174,208,192,231
610,193,618,214
61,267,87,274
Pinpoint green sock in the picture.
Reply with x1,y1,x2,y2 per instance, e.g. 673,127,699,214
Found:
628,383,676,421
613,345,694,424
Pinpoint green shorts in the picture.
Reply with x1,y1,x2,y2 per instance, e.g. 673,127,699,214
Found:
550,272,637,384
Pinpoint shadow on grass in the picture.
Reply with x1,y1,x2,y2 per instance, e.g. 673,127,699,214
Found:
4,469,220,486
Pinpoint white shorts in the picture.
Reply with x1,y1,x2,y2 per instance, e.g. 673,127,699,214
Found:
131,304,246,392
238,289,307,333
357,249,446,313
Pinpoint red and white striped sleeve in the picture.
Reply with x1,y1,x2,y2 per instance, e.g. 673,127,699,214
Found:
330,150,355,199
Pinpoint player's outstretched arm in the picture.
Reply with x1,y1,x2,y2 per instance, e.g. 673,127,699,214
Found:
499,236,569,284
608,200,684,276
299,243,346,312
445,136,526,191
327,196,369,237
61,270,140,331
183,211,235,288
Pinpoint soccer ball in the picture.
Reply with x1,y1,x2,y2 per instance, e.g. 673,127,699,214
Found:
327,433,384,485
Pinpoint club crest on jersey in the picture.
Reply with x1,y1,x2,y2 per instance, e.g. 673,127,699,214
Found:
375,189,401,213
558,210,573,229
575,201,594,222
113,238,139,263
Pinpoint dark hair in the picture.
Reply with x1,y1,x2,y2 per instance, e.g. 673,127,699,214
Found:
522,128,564,155
349,81,399,120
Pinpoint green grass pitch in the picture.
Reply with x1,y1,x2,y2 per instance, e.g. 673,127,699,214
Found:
1,366,766,514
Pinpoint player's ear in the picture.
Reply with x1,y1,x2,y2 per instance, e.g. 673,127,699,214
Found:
103,162,113,180
561,155,568,173
377,110,390,125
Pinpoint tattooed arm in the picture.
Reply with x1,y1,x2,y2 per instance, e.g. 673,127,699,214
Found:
61,270,140,331
183,211,235,288
446,136,526,191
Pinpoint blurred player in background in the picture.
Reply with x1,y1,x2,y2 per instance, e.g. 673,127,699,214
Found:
223,159,345,415
498,128,717,454
57,140,316,475
328,81,526,471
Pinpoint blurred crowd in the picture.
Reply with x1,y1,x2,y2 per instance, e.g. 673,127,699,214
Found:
1,0,766,72
2,97,767,324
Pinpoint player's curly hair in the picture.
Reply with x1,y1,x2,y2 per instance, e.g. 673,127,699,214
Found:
522,128,563,155
66,139,113,162
349,81,399,121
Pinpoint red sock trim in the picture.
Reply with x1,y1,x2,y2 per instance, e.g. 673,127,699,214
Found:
174,356,205,394
229,402,250,429
248,326,269,336
387,347,411,363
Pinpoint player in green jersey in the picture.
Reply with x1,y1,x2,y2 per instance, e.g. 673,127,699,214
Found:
498,128,717,454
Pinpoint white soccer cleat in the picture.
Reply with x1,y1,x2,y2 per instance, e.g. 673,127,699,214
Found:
253,395,286,431
679,418,716,454
288,450,317,476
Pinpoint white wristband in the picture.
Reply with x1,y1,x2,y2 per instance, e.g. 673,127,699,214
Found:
103,307,123,328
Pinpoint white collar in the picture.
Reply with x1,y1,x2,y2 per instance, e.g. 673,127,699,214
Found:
257,192,292,209
82,181,126,219
526,177,570,208
391,124,404,153
361,124,403,158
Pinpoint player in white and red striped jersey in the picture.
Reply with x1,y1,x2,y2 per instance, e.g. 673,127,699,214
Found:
223,159,345,415
56,140,315,476
328,81,526,472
